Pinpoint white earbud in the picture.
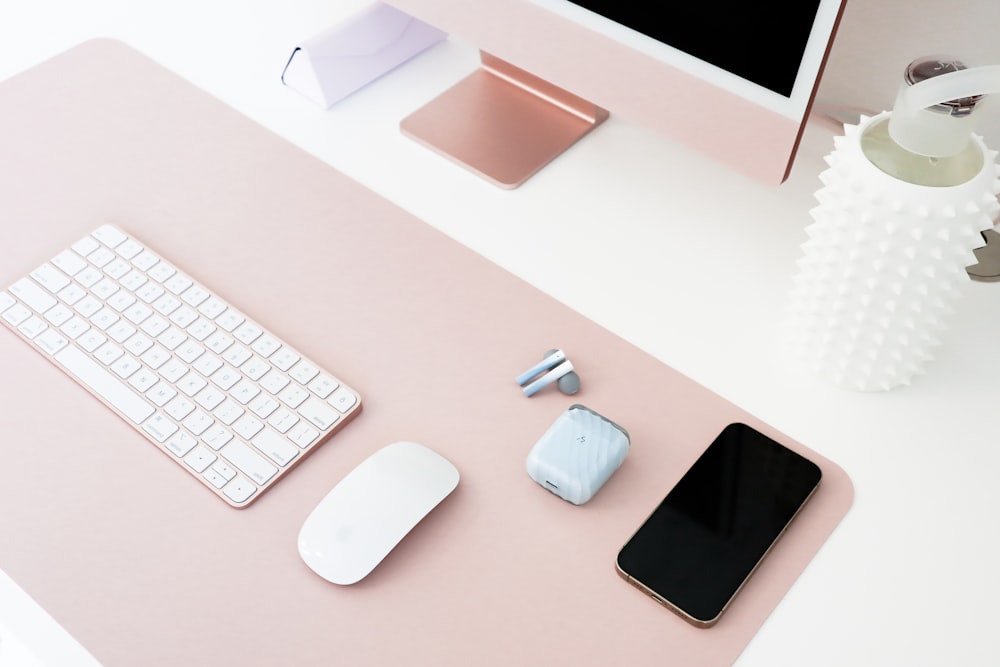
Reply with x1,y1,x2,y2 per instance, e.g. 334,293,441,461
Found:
516,349,581,397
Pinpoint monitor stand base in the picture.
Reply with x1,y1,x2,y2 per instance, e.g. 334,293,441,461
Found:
401,51,609,189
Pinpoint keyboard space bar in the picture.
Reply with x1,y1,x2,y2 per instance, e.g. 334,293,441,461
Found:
54,346,156,424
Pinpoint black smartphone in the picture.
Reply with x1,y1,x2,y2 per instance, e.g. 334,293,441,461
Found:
615,422,822,627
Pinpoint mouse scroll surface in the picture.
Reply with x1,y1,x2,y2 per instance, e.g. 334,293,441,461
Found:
298,441,460,585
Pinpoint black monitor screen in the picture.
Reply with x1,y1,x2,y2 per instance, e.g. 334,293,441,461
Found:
563,1,822,97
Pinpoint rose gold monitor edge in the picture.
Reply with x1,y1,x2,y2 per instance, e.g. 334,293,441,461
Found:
387,0,849,188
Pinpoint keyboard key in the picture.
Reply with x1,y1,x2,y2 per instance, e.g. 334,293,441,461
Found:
193,354,223,378
233,415,264,441
222,344,252,367
234,322,263,345
253,429,299,466
183,410,214,436
158,359,188,384
166,431,198,457
241,357,269,381
221,440,277,485
187,318,216,342
328,387,359,413
267,408,299,434
51,250,87,276
92,225,127,248
308,375,339,399
10,278,56,313
198,297,227,320
30,263,70,293
184,445,216,473
74,296,102,318
153,295,182,316
107,291,137,313
77,330,107,353
297,397,340,431
205,332,234,355
116,239,144,260
103,258,131,280
140,345,171,370
230,380,260,406
194,387,226,411
278,385,309,409
259,371,289,395
110,355,142,379
212,462,237,482
249,395,279,419
216,310,244,332
124,303,153,324
169,306,198,328
136,283,164,304
177,372,208,397
289,361,318,385
107,321,136,344
57,283,87,305
182,285,210,307
71,235,100,257
54,345,155,423
92,279,119,301
94,342,124,366
176,341,204,363
158,327,187,351
287,423,320,449
44,304,73,326
146,381,177,407
164,397,196,421
91,307,120,331
128,369,158,393
60,316,90,340
148,262,176,283
271,349,299,372
87,247,115,268
164,274,192,295
132,250,160,272
75,267,103,288
214,399,245,426
35,329,69,355
251,334,279,358
120,270,147,291
222,478,256,504
140,315,170,338
202,425,233,451
143,413,179,443
2,303,31,326
18,316,47,339
123,333,154,356
203,468,229,489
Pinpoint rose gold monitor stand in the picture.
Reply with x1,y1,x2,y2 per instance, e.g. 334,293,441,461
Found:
401,51,609,189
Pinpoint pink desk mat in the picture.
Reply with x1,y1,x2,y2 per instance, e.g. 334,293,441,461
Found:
0,41,853,666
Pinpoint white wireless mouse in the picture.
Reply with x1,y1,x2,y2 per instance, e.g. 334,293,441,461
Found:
298,441,460,585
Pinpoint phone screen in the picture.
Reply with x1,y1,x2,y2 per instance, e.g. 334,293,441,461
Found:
616,422,821,627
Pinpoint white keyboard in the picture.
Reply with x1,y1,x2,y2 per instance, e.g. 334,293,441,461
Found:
0,225,362,507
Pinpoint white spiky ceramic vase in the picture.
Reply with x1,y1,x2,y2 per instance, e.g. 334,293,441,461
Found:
787,57,1000,391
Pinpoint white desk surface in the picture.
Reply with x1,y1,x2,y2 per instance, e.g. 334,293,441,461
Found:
1,1,999,666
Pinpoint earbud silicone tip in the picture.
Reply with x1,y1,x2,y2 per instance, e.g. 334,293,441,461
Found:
557,372,581,395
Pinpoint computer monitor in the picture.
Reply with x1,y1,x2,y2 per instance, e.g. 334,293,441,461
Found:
385,0,847,188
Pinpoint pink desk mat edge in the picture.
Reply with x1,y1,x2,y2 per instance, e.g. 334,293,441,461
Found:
0,40,854,667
